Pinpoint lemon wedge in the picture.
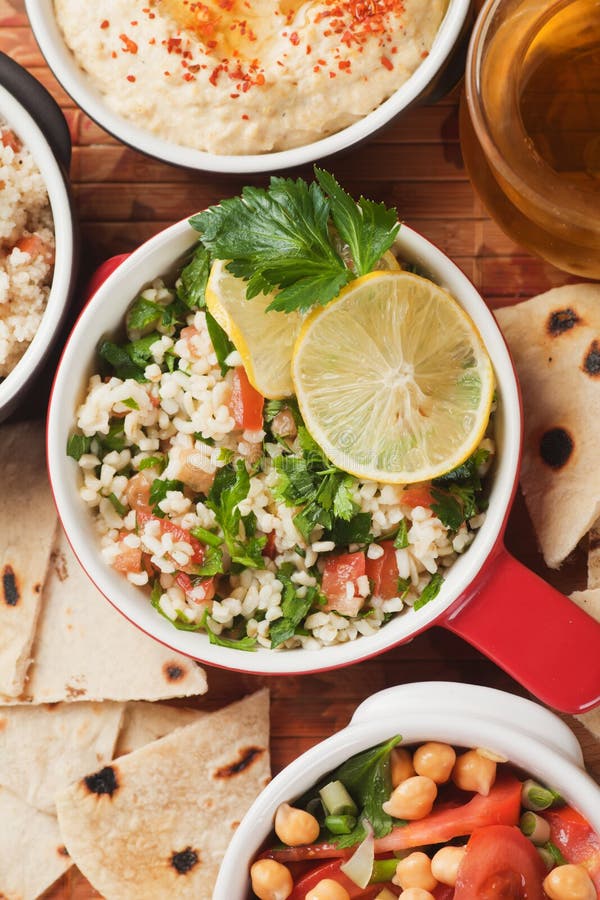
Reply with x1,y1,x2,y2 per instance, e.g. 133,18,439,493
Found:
291,271,495,484
205,259,303,399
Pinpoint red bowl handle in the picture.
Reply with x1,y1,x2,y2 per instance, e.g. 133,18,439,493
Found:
442,545,600,714
85,254,131,301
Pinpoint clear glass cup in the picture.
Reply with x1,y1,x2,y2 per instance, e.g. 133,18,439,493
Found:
460,0,600,278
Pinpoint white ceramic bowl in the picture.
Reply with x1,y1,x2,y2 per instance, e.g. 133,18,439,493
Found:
46,215,600,713
25,0,470,173
0,53,77,422
215,681,600,898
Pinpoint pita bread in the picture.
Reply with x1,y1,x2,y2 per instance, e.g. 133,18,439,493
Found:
116,702,204,757
56,690,270,900
0,786,72,899
0,420,57,697
569,588,600,739
588,521,600,589
3,529,207,704
495,284,600,569
0,701,124,814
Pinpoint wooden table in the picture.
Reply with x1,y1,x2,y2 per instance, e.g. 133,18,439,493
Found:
1,2,598,896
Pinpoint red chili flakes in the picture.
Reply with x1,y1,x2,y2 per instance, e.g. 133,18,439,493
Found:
100,19,109,29
183,72,195,81
289,31,299,45
421,50,429,58
126,74,136,82
119,33,138,54
338,59,351,70
329,71,336,77
241,114,249,120
313,65,321,72
381,55,393,70
306,44,312,54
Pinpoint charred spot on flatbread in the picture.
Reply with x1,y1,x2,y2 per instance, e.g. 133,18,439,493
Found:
57,845,70,857
539,427,574,469
583,340,600,377
170,847,199,874
547,308,581,335
84,766,119,797
2,566,19,607
214,746,265,779
163,663,184,682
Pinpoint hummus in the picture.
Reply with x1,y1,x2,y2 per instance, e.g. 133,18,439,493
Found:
54,0,447,155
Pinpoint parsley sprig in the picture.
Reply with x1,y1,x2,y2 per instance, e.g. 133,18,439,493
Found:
189,168,400,314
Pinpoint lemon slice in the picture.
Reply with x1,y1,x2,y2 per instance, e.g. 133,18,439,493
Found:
206,259,303,399
291,271,495,484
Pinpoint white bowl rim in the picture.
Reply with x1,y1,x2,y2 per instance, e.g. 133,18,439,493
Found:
0,83,74,411
214,682,600,897
47,215,521,675
25,0,470,173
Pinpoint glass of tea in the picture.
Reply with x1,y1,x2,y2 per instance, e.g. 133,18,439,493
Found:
460,0,600,278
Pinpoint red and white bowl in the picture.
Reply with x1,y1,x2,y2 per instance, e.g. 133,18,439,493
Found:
47,217,600,712
214,682,600,898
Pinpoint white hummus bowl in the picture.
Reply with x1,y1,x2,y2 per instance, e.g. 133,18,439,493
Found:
0,53,77,422
46,216,600,712
25,0,470,174
215,681,600,898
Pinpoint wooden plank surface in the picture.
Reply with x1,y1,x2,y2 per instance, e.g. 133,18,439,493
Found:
0,1,598,896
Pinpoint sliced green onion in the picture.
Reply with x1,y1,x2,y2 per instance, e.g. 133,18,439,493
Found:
520,811,551,845
537,847,556,872
369,858,398,883
107,493,127,517
543,840,567,866
324,815,357,835
521,779,560,811
190,526,223,548
319,781,358,817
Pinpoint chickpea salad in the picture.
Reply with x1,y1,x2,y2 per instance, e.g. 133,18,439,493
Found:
251,739,600,899
67,172,496,652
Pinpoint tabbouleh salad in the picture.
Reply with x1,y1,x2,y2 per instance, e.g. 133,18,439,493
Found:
67,173,495,652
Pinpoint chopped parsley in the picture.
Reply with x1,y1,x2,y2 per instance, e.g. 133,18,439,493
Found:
66,434,92,461
413,573,444,612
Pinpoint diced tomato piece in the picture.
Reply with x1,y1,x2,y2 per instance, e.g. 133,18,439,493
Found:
1,129,20,152
365,540,400,599
400,483,433,508
263,530,278,560
14,233,54,265
141,553,156,578
289,861,383,899
112,546,142,574
454,825,546,899
374,775,522,854
175,572,216,604
322,551,366,617
230,366,264,431
136,511,205,565
544,806,600,889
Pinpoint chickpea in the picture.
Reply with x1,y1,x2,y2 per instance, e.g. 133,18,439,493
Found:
391,747,416,787
543,864,596,900
250,859,293,900
452,749,497,796
431,846,467,886
393,851,438,892
382,775,437,820
274,803,320,847
306,879,351,900
413,742,456,784
398,890,436,900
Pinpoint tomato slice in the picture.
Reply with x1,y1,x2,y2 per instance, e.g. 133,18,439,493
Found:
175,572,216,603
230,366,264,431
112,546,142,574
400,483,434,508
322,552,366,617
544,806,600,889
137,511,205,564
454,825,546,899
289,861,385,899
365,540,399,599
267,776,523,865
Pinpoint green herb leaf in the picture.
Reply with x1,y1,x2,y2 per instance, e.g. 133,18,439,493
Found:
122,397,139,410
149,478,184,515
193,545,224,576
394,519,408,549
332,475,358,521
315,168,400,277
190,526,223,548
325,512,372,546
138,455,166,473
66,433,92,461
107,492,127,516
202,612,257,651
177,242,211,309
191,176,353,314
126,296,163,335
270,580,317,649
98,421,127,452
431,488,464,531
205,310,234,376
413,573,444,612
150,581,204,632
